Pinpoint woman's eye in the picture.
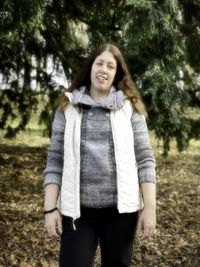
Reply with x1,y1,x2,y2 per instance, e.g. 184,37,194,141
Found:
96,62,102,66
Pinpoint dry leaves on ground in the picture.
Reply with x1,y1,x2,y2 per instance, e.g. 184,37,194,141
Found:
0,144,200,267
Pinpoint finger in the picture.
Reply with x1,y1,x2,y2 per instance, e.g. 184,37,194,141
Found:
136,218,142,234
47,227,56,238
149,226,156,237
143,226,155,239
46,224,51,234
142,230,148,239
142,226,150,239
57,218,63,235
50,225,59,238
46,226,51,236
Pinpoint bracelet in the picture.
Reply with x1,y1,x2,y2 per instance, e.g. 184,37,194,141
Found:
43,207,58,215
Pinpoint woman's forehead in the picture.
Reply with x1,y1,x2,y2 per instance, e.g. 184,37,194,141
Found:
95,51,116,64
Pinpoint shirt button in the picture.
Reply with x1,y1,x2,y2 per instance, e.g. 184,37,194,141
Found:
105,113,110,117
88,111,93,116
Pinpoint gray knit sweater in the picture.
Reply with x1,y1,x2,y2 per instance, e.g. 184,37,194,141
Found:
43,86,156,208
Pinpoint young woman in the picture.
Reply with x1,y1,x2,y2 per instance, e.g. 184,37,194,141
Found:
43,43,156,267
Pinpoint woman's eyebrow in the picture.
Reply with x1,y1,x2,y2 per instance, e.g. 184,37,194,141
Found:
96,58,116,65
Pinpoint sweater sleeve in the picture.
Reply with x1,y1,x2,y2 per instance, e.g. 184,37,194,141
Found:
43,108,66,187
131,111,156,184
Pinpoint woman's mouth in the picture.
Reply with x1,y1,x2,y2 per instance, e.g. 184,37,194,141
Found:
96,75,107,81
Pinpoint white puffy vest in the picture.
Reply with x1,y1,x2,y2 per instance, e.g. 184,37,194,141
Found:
57,92,143,221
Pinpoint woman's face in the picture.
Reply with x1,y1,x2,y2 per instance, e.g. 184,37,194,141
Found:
90,51,117,95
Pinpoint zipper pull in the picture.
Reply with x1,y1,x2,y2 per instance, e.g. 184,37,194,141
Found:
72,219,76,231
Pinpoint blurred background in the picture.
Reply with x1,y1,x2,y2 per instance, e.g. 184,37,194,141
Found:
0,0,200,266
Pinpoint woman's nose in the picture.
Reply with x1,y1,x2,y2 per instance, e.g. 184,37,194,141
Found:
100,64,107,73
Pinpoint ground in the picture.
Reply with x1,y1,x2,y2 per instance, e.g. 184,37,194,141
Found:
0,129,199,267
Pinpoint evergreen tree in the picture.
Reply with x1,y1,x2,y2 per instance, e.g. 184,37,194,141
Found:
0,0,199,155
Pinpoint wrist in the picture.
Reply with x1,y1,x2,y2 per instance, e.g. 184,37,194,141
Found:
143,205,156,211
43,207,58,215
44,202,57,210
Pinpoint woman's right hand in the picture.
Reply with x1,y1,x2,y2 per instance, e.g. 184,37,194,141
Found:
45,210,63,238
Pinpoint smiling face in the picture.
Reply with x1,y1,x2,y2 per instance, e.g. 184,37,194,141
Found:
90,50,117,96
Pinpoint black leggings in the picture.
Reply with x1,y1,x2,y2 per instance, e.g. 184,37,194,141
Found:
59,206,138,267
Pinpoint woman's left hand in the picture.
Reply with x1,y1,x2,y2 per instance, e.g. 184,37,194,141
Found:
136,208,156,240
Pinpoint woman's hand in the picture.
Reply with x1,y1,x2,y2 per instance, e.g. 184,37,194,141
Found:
137,207,156,240
45,210,63,238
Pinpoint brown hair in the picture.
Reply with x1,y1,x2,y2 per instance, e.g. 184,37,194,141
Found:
59,43,147,117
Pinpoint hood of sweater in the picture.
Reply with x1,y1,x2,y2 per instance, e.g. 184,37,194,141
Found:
71,86,125,110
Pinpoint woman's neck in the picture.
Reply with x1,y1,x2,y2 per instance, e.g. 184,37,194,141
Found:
89,87,111,103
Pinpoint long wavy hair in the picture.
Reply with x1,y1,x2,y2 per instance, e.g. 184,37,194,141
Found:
59,43,147,116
